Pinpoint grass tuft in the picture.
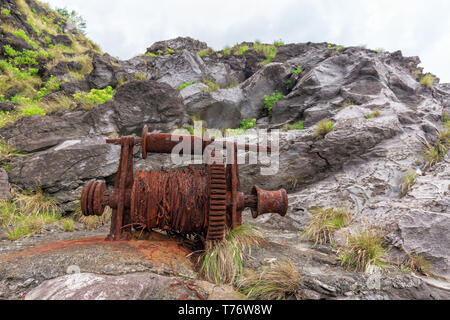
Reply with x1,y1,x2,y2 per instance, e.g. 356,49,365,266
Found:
302,207,352,245
237,259,301,300
338,228,388,273
400,170,419,198
282,121,304,132
419,74,435,87
314,119,334,139
195,225,264,285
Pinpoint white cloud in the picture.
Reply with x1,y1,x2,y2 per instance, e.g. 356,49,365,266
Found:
45,0,450,82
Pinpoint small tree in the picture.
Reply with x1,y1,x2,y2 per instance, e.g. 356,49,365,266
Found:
56,7,87,35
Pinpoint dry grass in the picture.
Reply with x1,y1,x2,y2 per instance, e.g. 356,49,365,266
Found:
404,254,431,276
302,207,353,245
0,189,62,240
74,203,112,230
338,228,388,273
314,119,334,139
237,259,302,300
195,225,264,285
400,170,419,198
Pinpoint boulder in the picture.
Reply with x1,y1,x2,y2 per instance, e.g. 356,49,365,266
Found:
24,272,242,300
87,53,124,89
90,80,186,135
146,37,208,55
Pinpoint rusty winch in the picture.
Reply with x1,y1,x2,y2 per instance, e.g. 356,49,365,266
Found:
81,125,288,242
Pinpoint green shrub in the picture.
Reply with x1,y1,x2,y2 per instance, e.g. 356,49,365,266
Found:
420,74,435,87
2,8,11,15
56,7,87,35
73,86,115,110
3,45,20,57
223,46,231,55
291,65,303,75
314,120,334,139
263,92,285,116
240,118,257,130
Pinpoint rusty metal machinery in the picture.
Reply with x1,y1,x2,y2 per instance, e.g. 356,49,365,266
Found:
81,125,288,242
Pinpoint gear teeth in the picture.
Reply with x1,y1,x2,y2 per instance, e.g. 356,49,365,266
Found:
207,163,227,241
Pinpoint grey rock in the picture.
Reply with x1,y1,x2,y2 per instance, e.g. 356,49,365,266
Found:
0,169,12,201
146,37,208,55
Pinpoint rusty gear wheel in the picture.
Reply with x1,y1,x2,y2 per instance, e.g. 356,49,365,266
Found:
206,163,227,241
81,180,106,216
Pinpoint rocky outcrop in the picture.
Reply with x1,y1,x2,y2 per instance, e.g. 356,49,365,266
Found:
1,80,185,211
146,37,208,55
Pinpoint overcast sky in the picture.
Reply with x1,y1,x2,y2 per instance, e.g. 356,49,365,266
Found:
45,0,450,83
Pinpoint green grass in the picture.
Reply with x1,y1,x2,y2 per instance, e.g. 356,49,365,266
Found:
253,41,277,65
240,118,256,130
314,120,334,139
423,124,450,169
420,74,435,87
231,44,249,55
13,29,38,49
201,78,220,93
134,72,148,80
404,254,430,276
195,225,264,285
1,189,63,240
178,81,198,91
282,121,304,132
198,47,215,57
263,92,285,116
338,229,388,273
237,259,301,300
302,207,352,245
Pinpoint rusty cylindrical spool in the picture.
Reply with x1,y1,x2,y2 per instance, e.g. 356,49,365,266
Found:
250,186,288,219
81,180,107,216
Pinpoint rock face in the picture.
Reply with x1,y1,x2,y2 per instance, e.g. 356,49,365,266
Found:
0,80,185,211
0,169,12,200
1,32,450,288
